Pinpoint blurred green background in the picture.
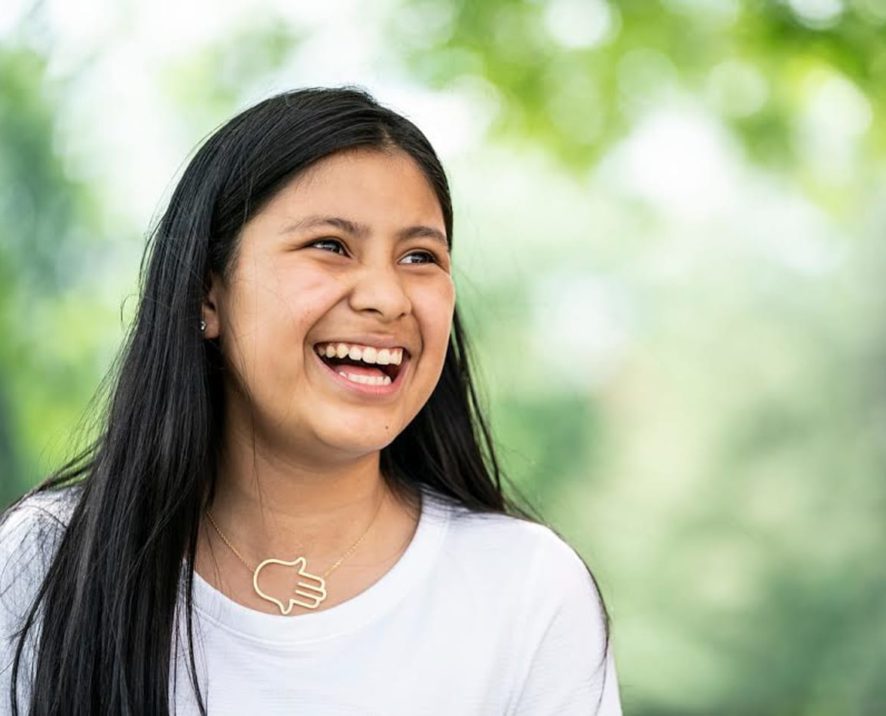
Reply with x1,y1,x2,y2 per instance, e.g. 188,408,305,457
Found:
2,0,885,713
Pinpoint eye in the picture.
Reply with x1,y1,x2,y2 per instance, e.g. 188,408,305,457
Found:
309,238,348,256
400,250,439,265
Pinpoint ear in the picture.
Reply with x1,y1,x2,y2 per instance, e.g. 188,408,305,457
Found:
201,272,223,339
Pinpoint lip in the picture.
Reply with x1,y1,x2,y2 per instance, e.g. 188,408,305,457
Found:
312,349,411,398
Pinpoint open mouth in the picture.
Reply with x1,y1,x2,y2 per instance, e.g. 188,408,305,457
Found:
313,342,409,387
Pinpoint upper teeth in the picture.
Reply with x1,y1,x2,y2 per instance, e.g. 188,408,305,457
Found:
316,342,405,366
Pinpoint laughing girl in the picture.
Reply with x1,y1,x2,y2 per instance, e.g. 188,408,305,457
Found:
0,87,622,715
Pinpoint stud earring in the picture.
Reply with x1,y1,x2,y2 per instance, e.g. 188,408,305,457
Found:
199,319,207,332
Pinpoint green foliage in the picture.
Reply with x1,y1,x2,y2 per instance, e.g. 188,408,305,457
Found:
393,0,886,192
0,46,98,504
160,19,304,137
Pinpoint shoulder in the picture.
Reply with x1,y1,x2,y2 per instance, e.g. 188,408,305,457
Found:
1,485,80,553
427,489,606,618
435,492,596,578
424,491,617,709
1,486,81,619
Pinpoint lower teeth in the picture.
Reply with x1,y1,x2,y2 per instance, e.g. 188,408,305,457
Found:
338,371,392,386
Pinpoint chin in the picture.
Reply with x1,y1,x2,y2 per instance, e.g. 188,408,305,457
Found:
314,425,403,459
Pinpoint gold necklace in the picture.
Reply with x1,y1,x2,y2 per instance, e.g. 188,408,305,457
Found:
205,491,385,615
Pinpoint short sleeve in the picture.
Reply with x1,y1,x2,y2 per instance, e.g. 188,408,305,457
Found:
509,527,622,715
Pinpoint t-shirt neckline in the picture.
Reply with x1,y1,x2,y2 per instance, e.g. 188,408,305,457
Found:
188,485,452,645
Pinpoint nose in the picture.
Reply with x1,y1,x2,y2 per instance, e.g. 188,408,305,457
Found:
348,263,412,321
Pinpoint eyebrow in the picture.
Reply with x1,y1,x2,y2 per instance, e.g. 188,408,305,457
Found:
279,215,450,251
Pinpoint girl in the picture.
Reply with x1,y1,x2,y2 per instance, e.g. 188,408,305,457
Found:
0,87,621,715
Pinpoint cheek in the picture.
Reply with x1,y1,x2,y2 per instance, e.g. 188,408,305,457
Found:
414,280,456,357
223,265,344,374
278,270,346,332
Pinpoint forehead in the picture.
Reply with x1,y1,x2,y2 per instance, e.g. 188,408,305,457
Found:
258,148,445,229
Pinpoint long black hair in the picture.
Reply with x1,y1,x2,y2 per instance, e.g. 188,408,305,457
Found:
3,86,610,714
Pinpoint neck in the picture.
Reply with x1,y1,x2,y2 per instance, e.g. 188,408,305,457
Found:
206,434,402,562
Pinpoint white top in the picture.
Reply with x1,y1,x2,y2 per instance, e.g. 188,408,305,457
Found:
2,486,622,715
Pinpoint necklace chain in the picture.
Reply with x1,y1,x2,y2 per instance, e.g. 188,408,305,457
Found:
204,490,389,614
206,490,385,581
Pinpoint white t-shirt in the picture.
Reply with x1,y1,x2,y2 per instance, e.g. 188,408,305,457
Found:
2,486,622,715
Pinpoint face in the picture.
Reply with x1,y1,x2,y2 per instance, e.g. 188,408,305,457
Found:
202,148,455,465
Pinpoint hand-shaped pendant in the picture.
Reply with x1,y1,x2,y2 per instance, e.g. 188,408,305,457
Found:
252,557,328,614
